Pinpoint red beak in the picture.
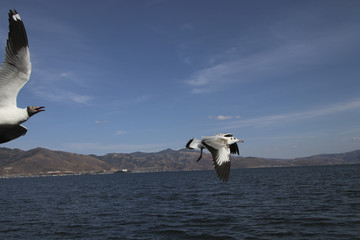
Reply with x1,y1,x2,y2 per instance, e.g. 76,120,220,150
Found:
35,106,45,112
238,140,244,142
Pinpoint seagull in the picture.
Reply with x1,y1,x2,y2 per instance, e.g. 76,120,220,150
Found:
186,133,244,182
0,10,44,144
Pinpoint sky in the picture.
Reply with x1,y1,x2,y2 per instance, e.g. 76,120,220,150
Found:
0,0,359,159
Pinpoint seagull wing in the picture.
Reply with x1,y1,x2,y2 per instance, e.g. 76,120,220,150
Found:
0,10,31,108
201,136,226,149
202,139,231,182
230,142,239,155
0,124,27,143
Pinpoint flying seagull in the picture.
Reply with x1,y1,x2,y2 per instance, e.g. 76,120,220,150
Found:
0,9,44,144
186,133,244,182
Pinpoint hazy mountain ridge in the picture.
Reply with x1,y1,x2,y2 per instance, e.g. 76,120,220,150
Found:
0,147,359,177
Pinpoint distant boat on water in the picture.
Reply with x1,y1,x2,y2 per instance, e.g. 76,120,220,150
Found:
114,169,131,173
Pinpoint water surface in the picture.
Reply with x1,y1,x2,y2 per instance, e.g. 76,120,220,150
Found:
1,164,359,239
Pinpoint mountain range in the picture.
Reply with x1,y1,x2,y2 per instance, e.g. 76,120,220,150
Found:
0,147,359,177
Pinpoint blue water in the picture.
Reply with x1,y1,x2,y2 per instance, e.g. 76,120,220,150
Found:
1,164,360,239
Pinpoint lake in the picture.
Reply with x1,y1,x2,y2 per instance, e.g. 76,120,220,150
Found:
1,164,360,239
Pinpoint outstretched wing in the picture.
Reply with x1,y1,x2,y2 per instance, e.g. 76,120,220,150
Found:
0,124,27,143
0,9,31,108
202,140,231,182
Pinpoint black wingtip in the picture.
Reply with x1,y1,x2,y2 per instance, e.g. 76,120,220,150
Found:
230,142,239,155
7,9,28,57
214,161,231,182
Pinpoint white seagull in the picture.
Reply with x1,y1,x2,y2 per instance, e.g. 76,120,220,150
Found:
186,133,244,182
0,10,44,144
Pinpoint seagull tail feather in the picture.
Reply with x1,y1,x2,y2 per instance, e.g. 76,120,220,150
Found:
186,138,202,149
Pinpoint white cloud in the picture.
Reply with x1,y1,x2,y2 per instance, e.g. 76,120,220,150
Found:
185,62,238,87
60,72,72,78
71,95,91,104
115,130,127,135
215,115,233,120
209,115,241,120
226,99,360,129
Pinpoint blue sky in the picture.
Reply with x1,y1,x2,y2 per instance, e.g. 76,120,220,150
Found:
0,0,359,158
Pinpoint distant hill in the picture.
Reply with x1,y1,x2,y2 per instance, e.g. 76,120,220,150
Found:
0,147,359,177
0,147,112,177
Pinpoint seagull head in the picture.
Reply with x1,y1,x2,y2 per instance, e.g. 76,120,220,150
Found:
230,137,244,144
27,106,45,117
223,133,244,144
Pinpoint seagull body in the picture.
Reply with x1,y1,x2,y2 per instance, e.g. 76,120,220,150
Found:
186,133,243,182
0,10,44,144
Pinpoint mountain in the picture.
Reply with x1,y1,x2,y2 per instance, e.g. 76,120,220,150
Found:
0,147,359,177
0,147,112,176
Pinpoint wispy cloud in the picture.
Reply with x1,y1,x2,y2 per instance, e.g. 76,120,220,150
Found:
95,120,109,125
62,142,169,154
185,61,239,88
209,115,241,120
184,41,319,93
223,99,360,129
29,69,92,104
71,95,91,104
115,130,127,135
184,21,360,94
106,95,153,109
31,86,92,104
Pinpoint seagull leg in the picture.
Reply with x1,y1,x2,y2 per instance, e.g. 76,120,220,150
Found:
196,148,203,162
